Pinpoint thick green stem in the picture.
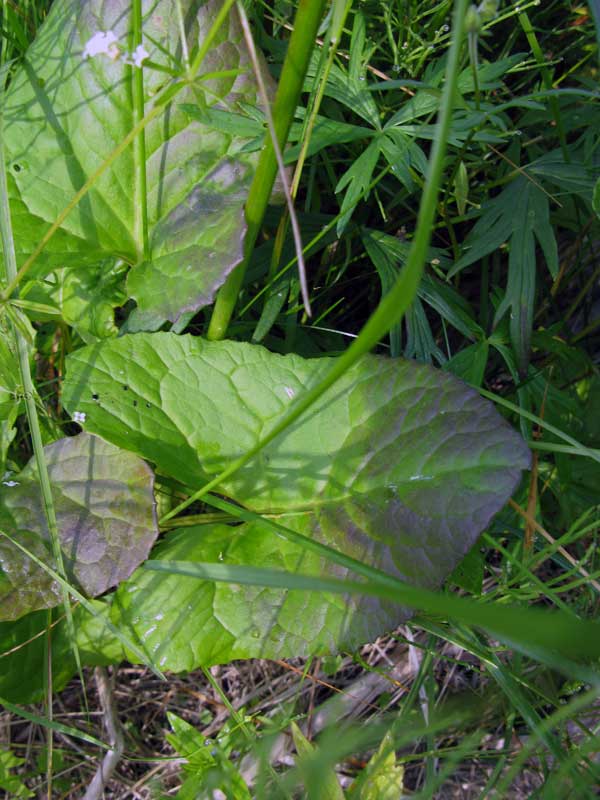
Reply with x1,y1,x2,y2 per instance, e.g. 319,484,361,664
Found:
291,0,353,200
161,0,469,524
132,0,149,259
261,0,352,321
207,0,328,340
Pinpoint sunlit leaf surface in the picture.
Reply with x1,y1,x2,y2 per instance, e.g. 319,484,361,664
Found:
1,0,271,322
63,333,530,668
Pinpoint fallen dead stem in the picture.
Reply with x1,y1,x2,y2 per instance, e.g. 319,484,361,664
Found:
82,667,124,800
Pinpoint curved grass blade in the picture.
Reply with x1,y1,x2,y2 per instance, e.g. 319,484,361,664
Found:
0,696,107,749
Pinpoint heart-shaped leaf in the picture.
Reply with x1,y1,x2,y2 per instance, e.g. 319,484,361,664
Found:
0,433,158,621
63,334,530,667
1,0,270,321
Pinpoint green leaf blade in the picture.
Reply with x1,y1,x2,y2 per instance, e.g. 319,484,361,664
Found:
0,433,158,620
64,333,530,666
2,0,274,322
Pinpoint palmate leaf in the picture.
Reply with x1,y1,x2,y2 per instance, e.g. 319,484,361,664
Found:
166,713,252,799
1,0,272,322
0,433,158,621
361,228,476,361
335,139,381,235
317,11,380,129
63,333,530,669
449,175,558,374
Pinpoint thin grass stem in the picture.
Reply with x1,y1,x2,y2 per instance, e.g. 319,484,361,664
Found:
131,0,149,259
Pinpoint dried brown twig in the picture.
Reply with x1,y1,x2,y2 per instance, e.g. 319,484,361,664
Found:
82,667,124,800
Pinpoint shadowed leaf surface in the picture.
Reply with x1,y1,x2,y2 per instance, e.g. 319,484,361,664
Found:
0,433,158,621
0,601,124,703
63,334,530,667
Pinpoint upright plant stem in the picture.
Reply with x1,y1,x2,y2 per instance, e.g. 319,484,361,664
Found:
236,1,311,317
290,0,353,200
0,120,75,633
207,0,328,341
162,0,469,523
44,610,53,800
174,0,190,70
517,9,568,161
0,93,84,785
468,31,480,110
262,0,352,330
132,0,149,259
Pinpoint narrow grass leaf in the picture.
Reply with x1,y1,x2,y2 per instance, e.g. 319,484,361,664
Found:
144,559,600,670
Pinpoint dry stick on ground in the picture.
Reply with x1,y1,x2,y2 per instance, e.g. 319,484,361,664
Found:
82,667,124,800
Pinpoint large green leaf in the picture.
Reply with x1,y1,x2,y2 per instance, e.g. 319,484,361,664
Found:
113,521,396,670
1,0,271,321
0,433,158,620
63,333,530,667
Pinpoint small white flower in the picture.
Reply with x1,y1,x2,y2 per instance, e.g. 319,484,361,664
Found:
82,31,119,60
73,411,86,424
130,45,149,68
2,480,19,487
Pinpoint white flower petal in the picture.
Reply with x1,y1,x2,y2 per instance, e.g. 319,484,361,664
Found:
82,31,119,60
131,45,149,68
